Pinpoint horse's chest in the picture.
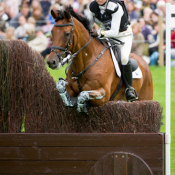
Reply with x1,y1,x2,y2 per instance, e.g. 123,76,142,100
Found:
69,81,82,95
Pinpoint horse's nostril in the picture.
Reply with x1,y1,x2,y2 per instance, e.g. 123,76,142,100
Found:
51,60,56,66
47,59,57,68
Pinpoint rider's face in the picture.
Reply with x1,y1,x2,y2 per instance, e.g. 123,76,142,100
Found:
96,0,107,5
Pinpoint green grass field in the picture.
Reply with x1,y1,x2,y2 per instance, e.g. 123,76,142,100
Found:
150,66,175,175
47,65,175,174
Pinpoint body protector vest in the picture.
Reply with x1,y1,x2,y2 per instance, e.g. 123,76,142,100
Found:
89,0,130,31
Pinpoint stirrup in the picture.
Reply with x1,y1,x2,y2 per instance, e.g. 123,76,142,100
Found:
125,87,138,102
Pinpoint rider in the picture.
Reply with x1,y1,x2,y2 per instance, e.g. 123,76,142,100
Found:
88,0,138,102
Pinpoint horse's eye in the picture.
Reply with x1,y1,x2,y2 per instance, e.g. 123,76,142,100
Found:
65,32,70,37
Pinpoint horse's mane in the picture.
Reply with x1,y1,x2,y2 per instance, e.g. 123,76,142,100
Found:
55,6,91,32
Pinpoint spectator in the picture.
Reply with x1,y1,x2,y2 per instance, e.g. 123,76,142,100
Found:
72,0,79,13
30,0,42,12
140,0,150,16
138,17,152,41
32,7,46,27
46,3,60,25
164,29,175,66
62,0,73,7
150,0,157,11
14,15,28,41
143,7,153,26
156,0,166,17
0,6,9,22
83,0,93,20
54,0,64,9
28,26,48,53
131,22,145,56
41,3,60,33
150,11,159,26
127,1,140,23
5,0,20,19
40,0,52,17
171,29,175,49
148,22,160,65
21,0,32,7
27,16,36,26
0,6,8,36
25,23,36,41
4,4,12,22
134,1,142,14
4,26,16,40
77,0,89,14
9,4,32,28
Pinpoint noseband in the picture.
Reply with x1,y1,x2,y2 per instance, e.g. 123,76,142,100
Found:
51,16,74,65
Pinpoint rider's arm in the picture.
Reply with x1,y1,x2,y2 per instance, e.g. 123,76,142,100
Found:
103,4,123,38
88,11,95,29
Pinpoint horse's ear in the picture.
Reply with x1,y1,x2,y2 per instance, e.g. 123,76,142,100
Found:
63,11,71,21
51,10,58,19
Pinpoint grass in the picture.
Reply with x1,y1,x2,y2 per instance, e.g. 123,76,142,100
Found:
47,65,66,82
150,66,175,175
46,65,175,174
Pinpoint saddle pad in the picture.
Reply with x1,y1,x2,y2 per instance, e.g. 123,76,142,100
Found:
108,42,142,79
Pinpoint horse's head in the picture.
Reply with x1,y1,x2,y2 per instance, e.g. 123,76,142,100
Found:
47,9,74,69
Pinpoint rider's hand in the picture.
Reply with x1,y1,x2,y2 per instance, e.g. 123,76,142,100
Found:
90,29,98,37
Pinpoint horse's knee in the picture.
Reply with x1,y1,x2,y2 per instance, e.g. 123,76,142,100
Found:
77,89,106,112
77,91,90,104
56,79,68,93
77,91,91,113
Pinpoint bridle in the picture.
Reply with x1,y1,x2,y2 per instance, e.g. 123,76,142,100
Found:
51,15,92,67
51,16,74,65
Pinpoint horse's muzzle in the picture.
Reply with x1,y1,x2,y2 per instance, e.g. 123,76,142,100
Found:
47,59,57,69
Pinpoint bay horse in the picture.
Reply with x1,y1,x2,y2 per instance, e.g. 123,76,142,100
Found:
47,6,153,112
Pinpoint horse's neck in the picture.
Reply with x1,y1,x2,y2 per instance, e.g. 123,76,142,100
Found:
71,24,94,73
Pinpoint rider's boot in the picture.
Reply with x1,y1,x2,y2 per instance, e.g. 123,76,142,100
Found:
122,60,138,102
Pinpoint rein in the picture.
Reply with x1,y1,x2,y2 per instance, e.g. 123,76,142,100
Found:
67,39,118,92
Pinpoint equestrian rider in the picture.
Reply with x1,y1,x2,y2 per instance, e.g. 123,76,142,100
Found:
89,0,138,102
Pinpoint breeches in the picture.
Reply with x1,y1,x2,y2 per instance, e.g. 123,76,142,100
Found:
116,34,133,65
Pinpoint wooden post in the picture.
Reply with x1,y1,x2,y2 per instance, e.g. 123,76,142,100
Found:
158,13,164,67
158,12,164,66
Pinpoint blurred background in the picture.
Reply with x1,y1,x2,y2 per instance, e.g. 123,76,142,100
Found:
0,0,174,66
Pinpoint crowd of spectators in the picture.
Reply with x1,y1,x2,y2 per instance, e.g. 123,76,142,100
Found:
0,0,174,66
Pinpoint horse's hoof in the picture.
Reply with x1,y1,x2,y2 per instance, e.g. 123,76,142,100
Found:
77,102,90,113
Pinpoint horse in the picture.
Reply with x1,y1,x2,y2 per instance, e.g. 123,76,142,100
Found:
46,6,153,113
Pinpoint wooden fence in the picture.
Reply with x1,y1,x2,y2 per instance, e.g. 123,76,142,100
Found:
0,133,165,175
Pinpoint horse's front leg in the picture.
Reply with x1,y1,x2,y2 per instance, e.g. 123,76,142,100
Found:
56,79,77,108
77,88,105,113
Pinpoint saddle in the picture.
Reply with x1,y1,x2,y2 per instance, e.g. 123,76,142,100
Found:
111,42,139,73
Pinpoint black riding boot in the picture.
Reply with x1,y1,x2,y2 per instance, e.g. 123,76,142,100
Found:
122,61,138,102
